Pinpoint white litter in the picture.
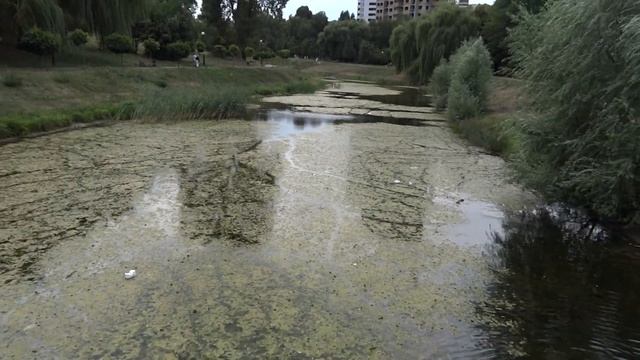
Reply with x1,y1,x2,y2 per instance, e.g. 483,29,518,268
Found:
393,180,401,184
124,270,137,280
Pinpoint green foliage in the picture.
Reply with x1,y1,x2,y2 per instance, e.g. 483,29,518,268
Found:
143,38,161,57
213,45,227,58
2,74,23,88
509,0,640,223
104,33,132,54
317,21,368,62
228,44,241,58
159,41,192,60
195,40,206,52
244,46,255,59
430,59,452,111
277,49,290,59
357,41,389,65
68,29,88,46
286,8,327,58
390,21,418,73
453,114,517,156
390,5,480,84
255,48,275,60
18,27,60,57
447,38,493,121
414,4,481,84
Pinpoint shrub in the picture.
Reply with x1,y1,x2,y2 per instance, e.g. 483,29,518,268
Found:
446,38,492,121
104,33,132,64
277,49,291,59
160,41,191,60
213,45,227,58
228,44,241,59
255,48,275,60
195,40,205,52
2,74,23,88
104,33,132,54
142,38,160,58
68,29,89,46
430,59,452,111
244,47,255,60
18,28,61,65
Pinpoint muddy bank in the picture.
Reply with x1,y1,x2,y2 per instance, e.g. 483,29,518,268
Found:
3,82,637,358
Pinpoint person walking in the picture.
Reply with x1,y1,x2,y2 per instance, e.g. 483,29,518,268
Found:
193,52,200,68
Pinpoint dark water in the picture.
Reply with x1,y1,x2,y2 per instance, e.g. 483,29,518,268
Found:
483,207,640,359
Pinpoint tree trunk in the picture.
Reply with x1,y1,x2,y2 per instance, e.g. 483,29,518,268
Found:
51,53,56,66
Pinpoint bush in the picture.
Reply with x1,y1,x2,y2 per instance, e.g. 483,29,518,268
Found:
2,74,23,88
195,40,205,52
430,59,452,111
255,48,275,60
228,44,241,59
104,33,132,54
446,38,492,121
18,28,61,65
213,45,227,58
68,29,89,46
277,49,291,59
143,38,160,58
158,41,191,61
244,47,255,60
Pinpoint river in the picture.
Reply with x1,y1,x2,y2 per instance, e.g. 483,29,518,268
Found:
1,82,639,359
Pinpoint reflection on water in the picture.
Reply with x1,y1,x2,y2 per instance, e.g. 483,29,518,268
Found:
259,109,354,138
482,207,640,358
329,87,433,107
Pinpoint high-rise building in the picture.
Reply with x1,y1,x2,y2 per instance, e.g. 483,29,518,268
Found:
375,0,442,21
358,0,378,22
458,0,470,6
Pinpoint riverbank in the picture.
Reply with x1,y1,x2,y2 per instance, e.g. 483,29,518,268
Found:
0,66,322,139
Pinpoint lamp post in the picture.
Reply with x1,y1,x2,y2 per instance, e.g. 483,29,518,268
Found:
201,32,206,66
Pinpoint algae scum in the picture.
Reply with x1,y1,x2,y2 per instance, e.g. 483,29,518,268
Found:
1,83,640,358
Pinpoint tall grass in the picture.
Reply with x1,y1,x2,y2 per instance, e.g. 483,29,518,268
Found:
0,71,323,139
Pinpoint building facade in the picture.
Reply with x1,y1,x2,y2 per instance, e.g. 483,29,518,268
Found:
374,0,469,21
358,0,378,22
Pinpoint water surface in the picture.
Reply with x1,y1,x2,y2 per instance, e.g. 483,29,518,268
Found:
1,83,638,359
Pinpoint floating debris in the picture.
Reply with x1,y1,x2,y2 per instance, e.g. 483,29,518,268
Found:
124,270,137,280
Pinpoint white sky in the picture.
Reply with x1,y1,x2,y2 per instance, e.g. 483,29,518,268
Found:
283,0,496,20
194,1,496,21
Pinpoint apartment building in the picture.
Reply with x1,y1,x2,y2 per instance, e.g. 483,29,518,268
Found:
374,0,442,21
358,0,378,22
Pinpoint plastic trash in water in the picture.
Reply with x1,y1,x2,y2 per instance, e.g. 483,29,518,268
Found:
124,270,137,280
393,180,401,184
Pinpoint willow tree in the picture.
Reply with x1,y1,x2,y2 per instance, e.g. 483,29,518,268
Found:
414,4,480,84
390,20,418,74
510,0,640,224
1,0,148,43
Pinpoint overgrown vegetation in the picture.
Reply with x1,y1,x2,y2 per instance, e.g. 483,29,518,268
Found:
0,67,322,139
509,0,640,224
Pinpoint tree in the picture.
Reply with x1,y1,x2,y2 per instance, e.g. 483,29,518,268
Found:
509,0,640,224
294,6,312,19
234,0,260,48
258,0,289,19
68,29,89,46
318,21,368,62
338,11,352,22
104,33,132,65
18,27,61,65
